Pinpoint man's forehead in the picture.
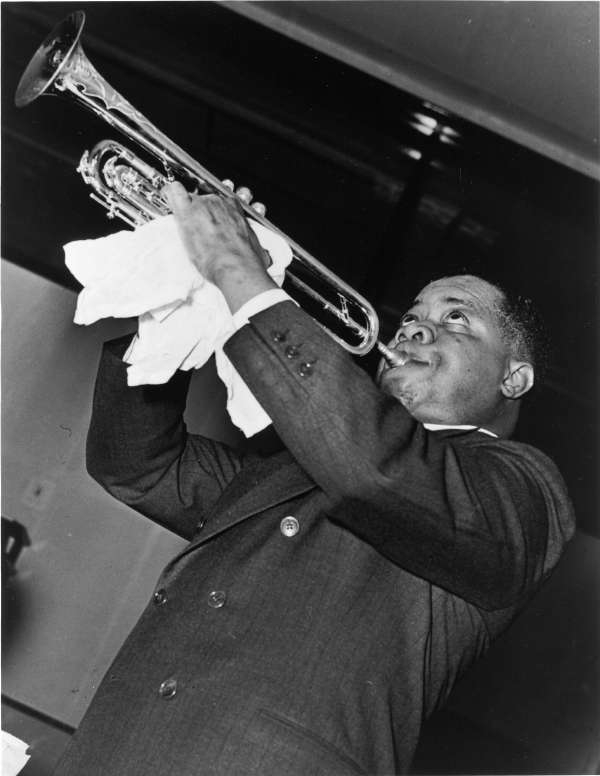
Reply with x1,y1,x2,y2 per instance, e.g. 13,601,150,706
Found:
414,276,502,312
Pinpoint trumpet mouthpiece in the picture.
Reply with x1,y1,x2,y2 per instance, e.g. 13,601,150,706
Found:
376,342,406,367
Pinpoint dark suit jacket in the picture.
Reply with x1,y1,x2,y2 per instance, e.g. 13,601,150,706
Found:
55,301,574,776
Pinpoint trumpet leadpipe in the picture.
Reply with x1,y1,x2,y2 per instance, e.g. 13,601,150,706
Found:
15,10,383,357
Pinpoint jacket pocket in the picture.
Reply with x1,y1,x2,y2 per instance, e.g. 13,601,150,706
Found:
251,708,367,775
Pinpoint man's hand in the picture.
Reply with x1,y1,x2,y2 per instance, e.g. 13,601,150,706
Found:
164,181,277,313
164,181,269,282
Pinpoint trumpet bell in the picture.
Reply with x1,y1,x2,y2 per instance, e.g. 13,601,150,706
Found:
15,11,382,356
15,10,85,108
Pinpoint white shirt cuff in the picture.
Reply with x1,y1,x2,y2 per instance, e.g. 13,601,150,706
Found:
231,289,295,331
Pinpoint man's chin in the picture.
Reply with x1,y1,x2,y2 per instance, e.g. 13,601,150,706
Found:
379,378,419,411
380,383,447,424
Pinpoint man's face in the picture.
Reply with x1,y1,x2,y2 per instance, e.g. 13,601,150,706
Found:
376,276,511,425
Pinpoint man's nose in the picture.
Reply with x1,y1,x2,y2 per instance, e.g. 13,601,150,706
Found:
396,321,436,345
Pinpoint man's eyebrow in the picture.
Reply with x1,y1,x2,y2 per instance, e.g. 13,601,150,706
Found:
406,295,483,316
411,296,477,309
443,296,475,308
436,296,486,314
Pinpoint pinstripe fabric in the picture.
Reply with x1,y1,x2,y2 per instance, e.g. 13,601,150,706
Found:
55,303,574,776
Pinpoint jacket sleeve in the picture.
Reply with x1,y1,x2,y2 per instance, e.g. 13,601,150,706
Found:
224,301,575,610
86,336,244,540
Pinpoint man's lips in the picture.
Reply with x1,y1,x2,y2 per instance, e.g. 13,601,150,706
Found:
383,348,430,369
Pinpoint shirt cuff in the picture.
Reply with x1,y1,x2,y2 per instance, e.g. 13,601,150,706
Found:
231,288,296,331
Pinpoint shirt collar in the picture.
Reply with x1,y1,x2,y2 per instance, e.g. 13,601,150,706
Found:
423,423,498,438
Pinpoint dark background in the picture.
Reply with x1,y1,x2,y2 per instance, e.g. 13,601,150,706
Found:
2,3,599,774
3,1,597,536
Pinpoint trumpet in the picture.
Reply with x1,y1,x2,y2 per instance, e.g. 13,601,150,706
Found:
15,11,398,360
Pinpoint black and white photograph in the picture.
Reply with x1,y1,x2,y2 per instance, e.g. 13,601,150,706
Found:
1,2,598,774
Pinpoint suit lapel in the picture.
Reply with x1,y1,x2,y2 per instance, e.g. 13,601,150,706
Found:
190,448,315,546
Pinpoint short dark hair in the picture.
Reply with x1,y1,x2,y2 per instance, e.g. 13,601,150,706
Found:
492,284,549,381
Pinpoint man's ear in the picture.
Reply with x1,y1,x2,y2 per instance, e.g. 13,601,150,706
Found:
501,360,535,399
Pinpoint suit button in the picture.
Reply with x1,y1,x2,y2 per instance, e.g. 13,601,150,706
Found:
207,590,227,608
153,589,167,605
298,360,315,377
272,330,288,343
280,516,300,537
285,345,300,359
158,678,177,698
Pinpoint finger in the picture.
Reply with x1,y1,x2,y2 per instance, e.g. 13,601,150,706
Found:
163,181,191,213
197,192,243,223
226,195,245,217
190,192,227,223
235,186,253,205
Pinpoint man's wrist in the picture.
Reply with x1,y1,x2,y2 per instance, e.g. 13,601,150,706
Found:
212,263,278,314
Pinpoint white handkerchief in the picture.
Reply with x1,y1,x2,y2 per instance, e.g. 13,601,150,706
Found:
1,730,30,776
65,216,203,324
64,214,292,436
215,349,272,437
123,285,235,385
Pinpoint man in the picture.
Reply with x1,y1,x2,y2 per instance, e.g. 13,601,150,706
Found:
54,185,574,775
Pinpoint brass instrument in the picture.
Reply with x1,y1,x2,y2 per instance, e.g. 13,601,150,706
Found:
16,11,397,359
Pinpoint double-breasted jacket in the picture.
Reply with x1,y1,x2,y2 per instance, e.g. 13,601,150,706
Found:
55,301,574,775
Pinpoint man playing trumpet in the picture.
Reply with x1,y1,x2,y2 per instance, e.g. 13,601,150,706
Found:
55,183,574,776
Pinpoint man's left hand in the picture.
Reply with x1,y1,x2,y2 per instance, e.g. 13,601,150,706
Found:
164,181,277,312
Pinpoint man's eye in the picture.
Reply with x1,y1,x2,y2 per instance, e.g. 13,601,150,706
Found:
445,310,468,323
400,313,417,326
